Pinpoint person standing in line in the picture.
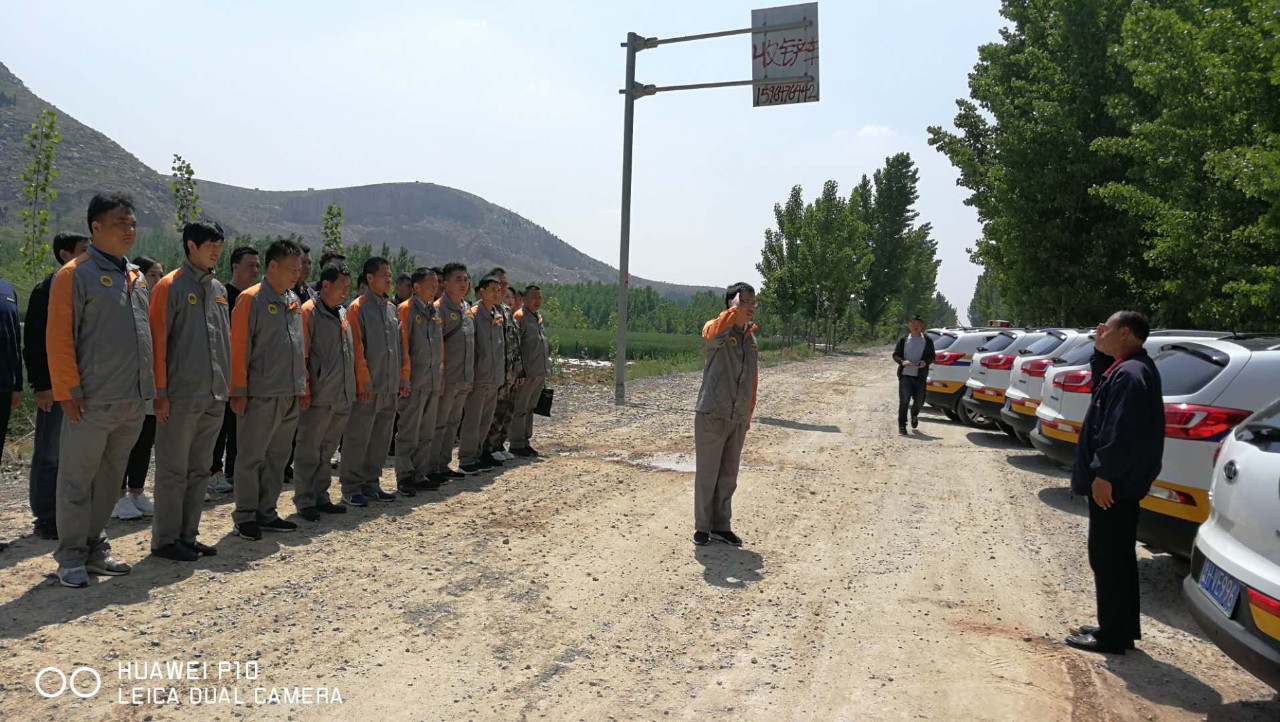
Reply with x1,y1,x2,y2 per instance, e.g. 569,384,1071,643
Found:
112,256,165,521
284,241,317,483
484,271,524,462
430,263,475,480
394,273,413,305
508,285,548,458
25,232,89,540
210,246,260,495
228,240,307,540
339,257,402,506
0,273,21,466
394,267,444,494
1065,311,1164,655
458,275,506,475
293,261,355,521
147,221,231,561
891,315,936,435
691,283,758,548
47,193,153,587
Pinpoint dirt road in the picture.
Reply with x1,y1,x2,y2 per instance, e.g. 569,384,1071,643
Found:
0,350,1276,720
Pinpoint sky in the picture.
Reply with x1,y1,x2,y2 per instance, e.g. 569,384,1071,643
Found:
1,0,1004,316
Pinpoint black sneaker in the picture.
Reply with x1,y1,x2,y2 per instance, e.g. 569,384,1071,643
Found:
234,521,262,540
480,453,503,468
444,468,465,479
426,473,449,485
414,477,441,491
459,464,484,475
34,523,58,540
693,532,710,546
911,416,919,429
710,530,743,547
299,507,321,522
510,447,537,458
316,501,348,514
181,539,218,557
898,426,908,435
260,518,298,533
396,482,418,497
153,542,200,562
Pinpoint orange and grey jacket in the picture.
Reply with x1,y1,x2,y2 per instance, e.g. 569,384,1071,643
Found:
47,244,154,404
435,295,475,385
349,289,401,397
513,308,549,379
398,296,443,393
230,282,305,398
301,299,356,406
695,307,759,423
468,301,506,386
149,259,231,400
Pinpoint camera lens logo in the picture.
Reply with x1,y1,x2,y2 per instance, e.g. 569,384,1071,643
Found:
35,667,102,699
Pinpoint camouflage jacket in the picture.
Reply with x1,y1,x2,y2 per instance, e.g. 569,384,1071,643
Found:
500,303,524,384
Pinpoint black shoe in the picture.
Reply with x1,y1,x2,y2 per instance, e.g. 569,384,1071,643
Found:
426,473,449,485
181,539,218,557
480,453,503,468
898,426,908,435
415,477,441,491
233,521,263,540
444,468,465,479
693,532,710,546
1074,625,1136,648
1065,633,1127,655
316,501,348,515
459,464,484,475
710,530,743,546
34,523,58,540
260,518,298,533
299,507,321,522
152,542,200,562
510,447,537,458
396,482,418,497
911,416,919,429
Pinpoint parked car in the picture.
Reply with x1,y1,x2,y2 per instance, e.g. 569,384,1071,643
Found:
1001,332,1096,444
961,329,1051,435
1139,336,1280,557
925,328,1007,426
1183,396,1280,690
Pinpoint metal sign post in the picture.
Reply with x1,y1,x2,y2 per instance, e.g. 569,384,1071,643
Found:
613,4,820,405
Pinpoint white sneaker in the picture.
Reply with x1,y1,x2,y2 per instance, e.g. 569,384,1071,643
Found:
112,496,143,520
131,493,154,516
209,472,233,493
330,452,341,468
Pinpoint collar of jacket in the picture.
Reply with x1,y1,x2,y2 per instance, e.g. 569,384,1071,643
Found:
1104,348,1149,377
182,258,213,284
87,244,129,274
412,295,433,316
361,288,390,306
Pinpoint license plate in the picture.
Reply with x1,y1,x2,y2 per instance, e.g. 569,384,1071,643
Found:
1199,559,1241,617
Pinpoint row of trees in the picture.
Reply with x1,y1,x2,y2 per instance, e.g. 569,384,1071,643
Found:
935,0,1279,330
756,153,956,348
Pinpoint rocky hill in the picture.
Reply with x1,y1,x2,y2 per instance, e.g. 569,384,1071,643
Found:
0,61,703,297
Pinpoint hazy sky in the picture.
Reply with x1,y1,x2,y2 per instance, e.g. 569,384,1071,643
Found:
2,0,1003,314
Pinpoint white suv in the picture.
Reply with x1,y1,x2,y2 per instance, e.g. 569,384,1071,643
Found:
962,330,1046,435
1183,396,1280,689
1000,331,1096,444
925,328,1005,426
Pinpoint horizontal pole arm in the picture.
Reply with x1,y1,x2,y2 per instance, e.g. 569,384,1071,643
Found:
621,20,814,50
619,75,815,97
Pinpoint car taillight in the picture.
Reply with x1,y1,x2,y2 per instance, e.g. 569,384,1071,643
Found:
1023,359,1054,378
1146,485,1197,506
1053,370,1093,394
982,354,1014,370
1163,404,1251,441
935,352,964,365
1247,589,1280,619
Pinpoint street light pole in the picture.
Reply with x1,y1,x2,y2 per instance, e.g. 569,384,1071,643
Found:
615,32,639,406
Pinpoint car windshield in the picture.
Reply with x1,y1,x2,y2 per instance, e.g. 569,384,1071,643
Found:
934,334,958,351
1059,342,1095,366
1154,347,1229,396
1022,335,1066,356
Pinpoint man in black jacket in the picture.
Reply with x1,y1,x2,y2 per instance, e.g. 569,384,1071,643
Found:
1066,310,1164,655
891,316,936,434
25,232,89,540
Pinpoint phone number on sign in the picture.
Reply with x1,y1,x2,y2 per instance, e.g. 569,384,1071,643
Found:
755,82,817,106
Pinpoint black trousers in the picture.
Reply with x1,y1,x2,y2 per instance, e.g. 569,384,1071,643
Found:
897,375,926,426
122,414,157,490
0,392,11,462
1088,496,1142,644
212,403,237,476
29,403,62,528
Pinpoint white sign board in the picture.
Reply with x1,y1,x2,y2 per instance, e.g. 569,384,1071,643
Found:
751,3,819,107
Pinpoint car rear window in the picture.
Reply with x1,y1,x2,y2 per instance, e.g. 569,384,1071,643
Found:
1245,397,1280,429
1059,342,1094,366
1154,346,1229,396
979,335,1016,352
934,334,958,351
1022,335,1066,356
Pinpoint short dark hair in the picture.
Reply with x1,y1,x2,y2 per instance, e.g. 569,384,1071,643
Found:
363,256,390,285
476,275,501,291
512,288,524,298
410,266,436,285
909,315,924,323
86,192,135,232
230,246,259,266
297,241,311,255
428,266,443,279
52,232,89,262
315,261,351,292
319,251,346,267
395,272,412,285
182,220,225,256
724,282,756,309
441,262,468,281
265,239,302,266
523,285,541,293
1111,310,1150,342
133,255,161,276
488,267,507,278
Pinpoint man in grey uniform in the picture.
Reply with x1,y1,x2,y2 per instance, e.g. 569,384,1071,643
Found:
509,285,549,458
148,220,231,561
394,267,444,494
691,282,759,548
47,193,154,587
483,269,523,462
458,275,506,475
340,256,402,506
229,239,307,540
430,263,475,479
294,262,355,521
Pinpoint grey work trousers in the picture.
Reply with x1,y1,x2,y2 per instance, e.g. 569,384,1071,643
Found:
339,392,395,496
431,382,471,473
394,385,441,484
232,396,299,525
151,398,224,549
507,376,546,449
54,400,146,567
459,383,500,467
293,402,350,510
693,412,749,533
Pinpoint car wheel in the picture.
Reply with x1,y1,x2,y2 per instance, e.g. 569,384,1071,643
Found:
957,402,996,429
